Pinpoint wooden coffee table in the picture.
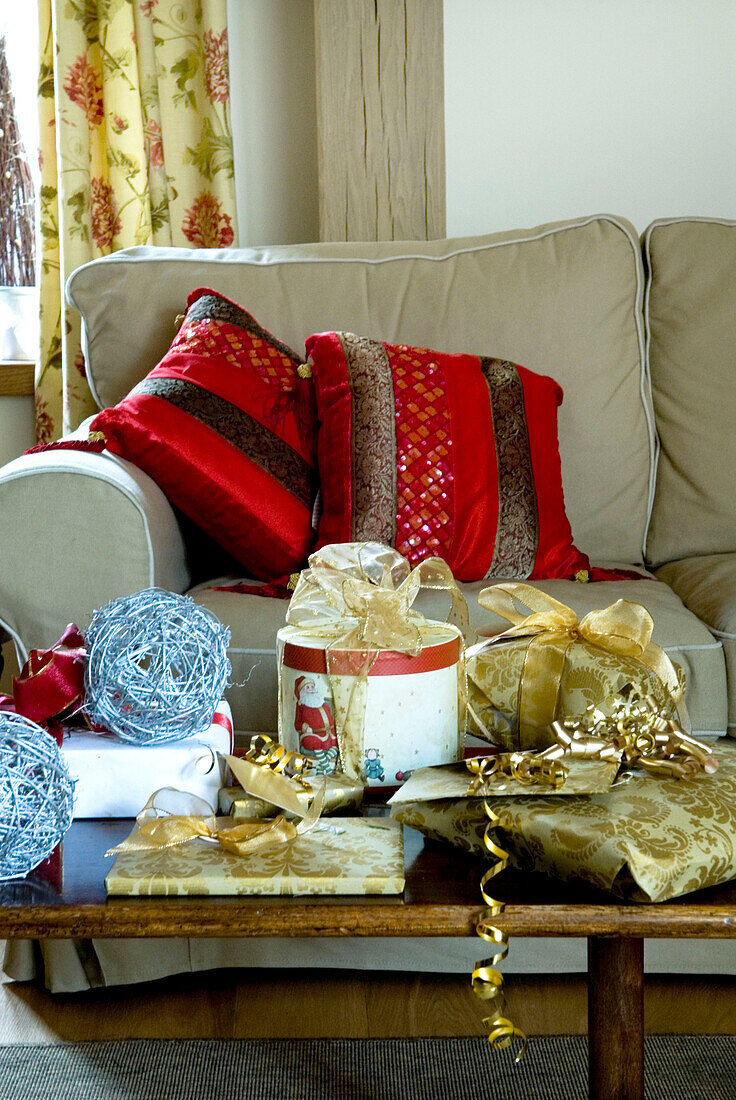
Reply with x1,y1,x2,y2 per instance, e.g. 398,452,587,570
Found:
1,819,735,1100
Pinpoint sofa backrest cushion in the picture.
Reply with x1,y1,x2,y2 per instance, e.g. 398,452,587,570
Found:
66,215,653,565
644,217,736,567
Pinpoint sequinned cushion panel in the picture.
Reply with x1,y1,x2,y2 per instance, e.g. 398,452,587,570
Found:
91,288,317,580
305,331,589,582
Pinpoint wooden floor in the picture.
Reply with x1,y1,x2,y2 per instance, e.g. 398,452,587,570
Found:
1,968,736,1043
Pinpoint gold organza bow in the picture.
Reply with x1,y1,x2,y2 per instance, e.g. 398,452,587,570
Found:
284,542,472,775
466,582,687,750
105,785,324,858
106,739,327,859
287,541,470,654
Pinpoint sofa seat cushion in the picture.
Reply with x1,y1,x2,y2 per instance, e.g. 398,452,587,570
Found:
656,554,736,736
191,572,725,739
644,217,736,567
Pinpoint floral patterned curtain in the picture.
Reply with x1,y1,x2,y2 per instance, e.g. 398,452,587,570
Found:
36,0,237,442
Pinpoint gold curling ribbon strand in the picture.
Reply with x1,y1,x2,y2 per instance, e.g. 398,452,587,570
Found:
466,753,567,794
245,734,313,781
553,686,716,779
471,800,527,1059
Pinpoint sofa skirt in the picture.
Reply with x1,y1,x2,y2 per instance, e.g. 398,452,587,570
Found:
6,937,736,994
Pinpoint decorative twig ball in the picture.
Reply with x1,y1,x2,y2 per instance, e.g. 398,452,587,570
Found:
0,713,75,881
84,588,231,745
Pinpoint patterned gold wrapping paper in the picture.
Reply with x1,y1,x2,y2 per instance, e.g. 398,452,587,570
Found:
392,740,736,903
468,635,673,751
219,773,365,821
467,584,684,751
106,817,404,896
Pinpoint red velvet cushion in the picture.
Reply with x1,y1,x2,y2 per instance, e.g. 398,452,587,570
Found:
305,331,590,582
92,289,317,580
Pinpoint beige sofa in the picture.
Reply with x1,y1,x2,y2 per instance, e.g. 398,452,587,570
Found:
2,213,736,989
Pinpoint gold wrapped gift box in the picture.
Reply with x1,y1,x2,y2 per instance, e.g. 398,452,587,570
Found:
219,772,364,821
392,741,736,903
467,583,684,751
106,817,405,897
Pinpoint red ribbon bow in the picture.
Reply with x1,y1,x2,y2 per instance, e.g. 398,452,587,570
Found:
0,624,87,745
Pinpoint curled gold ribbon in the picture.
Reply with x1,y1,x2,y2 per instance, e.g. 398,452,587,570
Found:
245,733,314,783
467,582,688,750
472,800,527,1058
467,752,567,794
553,684,717,779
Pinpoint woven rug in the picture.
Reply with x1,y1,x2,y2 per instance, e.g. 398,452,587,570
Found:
1,1036,734,1100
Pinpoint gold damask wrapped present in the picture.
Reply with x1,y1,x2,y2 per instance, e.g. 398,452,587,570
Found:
392,740,736,902
466,583,686,751
106,817,404,896
105,743,403,896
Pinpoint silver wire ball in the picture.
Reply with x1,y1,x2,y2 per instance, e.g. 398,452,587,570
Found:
84,588,231,745
0,713,75,881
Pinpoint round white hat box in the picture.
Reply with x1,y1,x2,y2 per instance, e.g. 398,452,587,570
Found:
278,624,462,787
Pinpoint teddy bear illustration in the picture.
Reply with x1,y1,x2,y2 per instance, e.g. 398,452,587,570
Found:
364,747,385,783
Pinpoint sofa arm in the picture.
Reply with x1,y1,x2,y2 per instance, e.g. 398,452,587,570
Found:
0,448,191,659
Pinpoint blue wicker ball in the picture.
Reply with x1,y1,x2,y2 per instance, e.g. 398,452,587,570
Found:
0,713,75,881
84,588,231,745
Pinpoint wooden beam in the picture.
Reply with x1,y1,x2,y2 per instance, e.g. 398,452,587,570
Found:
314,0,445,241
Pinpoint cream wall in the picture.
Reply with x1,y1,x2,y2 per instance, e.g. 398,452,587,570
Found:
227,0,319,246
444,0,736,237
0,396,34,466
229,1,736,246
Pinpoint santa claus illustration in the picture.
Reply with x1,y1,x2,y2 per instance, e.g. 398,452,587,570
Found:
293,675,339,774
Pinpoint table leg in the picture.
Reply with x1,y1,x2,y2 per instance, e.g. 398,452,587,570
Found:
587,935,644,1100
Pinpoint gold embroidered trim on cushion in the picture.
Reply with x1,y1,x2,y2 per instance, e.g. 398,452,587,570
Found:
133,377,313,508
481,358,539,579
338,333,398,544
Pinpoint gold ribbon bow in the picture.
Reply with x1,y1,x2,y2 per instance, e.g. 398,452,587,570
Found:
467,582,687,751
287,542,470,654
284,542,472,776
106,738,327,859
106,785,324,858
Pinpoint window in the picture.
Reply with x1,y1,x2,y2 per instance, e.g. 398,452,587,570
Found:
0,10,38,361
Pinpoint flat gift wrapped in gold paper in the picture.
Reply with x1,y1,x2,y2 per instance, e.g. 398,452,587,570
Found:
467,583,685,751
388,755,621,803
391,741,736,903
106,817,405,896
219,771,364,820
